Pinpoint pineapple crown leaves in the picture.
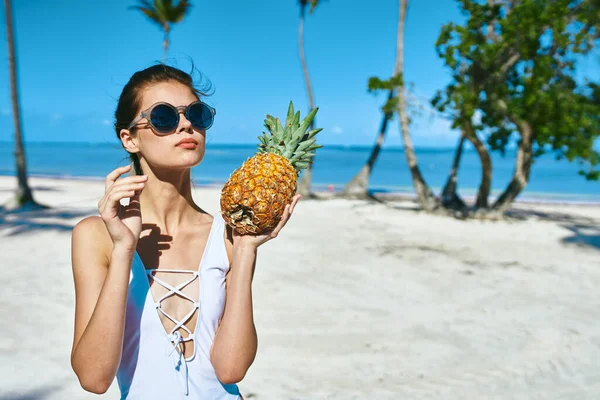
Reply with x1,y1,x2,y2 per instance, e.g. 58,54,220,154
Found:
256,101,323,172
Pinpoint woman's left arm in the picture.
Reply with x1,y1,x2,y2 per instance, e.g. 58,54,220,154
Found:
210,195,301,384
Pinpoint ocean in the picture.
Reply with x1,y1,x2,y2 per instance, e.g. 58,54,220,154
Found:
0,142,598,203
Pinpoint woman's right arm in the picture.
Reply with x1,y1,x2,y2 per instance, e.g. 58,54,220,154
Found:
70,218,134,394
70,165,146,394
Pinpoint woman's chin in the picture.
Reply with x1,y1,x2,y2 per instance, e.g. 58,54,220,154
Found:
186,156,205,169
151,158,204,172
175,150,205,167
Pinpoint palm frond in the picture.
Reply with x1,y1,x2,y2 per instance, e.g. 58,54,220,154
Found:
153,0,169,17
298,0,321,15
130,6,165,27
169,0,191,23
131,0,153,9
130,0,191,29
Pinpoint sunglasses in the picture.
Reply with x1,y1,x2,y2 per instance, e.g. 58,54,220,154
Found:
127,101,216,134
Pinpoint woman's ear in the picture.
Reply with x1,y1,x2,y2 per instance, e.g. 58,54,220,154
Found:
120,129,139,154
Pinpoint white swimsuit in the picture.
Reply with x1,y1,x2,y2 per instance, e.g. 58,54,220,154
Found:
116,214,241,399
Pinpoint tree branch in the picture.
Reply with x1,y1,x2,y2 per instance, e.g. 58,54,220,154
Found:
499,52,520,75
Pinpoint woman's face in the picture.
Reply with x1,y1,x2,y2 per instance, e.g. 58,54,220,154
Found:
128,81,207,173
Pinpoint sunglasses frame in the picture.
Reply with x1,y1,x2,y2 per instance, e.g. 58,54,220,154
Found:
126,100,216,134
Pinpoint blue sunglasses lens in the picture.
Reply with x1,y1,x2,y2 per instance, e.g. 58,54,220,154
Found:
150,104,178,133
188,102,214,130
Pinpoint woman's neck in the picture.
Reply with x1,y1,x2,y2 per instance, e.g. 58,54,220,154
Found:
138,169,203,234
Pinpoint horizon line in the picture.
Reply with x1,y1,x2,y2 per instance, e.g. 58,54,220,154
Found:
0,140,500,152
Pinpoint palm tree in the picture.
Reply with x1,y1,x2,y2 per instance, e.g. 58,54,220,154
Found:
343,90,394,197
296,0,320,197
4,0,40,209
130,0,192,63
440,134,466,210
394,0,438,211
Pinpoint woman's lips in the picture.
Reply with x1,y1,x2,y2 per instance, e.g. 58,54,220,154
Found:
176,138,198,149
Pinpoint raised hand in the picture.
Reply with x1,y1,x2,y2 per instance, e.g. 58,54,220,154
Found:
232,194,301,249
98,165,147,249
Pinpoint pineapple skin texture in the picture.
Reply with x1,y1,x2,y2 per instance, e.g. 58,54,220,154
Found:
220,153,298,235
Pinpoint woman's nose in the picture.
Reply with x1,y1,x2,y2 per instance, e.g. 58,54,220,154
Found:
177,111,193,133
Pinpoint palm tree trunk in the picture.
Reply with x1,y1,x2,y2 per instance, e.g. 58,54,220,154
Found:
162,24,170,63
493,122,534,213
462,120,491,208
297,4,316,197
395,0,438,211
4,0,35,207
440,134,466,210
343,91,394,197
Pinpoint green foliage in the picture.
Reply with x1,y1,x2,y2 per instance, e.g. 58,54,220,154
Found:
435,0,600,180
298,0,322,15
368,74,403,91
382,97,399,115
368,74,404,117
130,0,191,29
258,102,322,171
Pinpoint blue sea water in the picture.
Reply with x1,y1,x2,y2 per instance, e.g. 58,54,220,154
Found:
0,141,598,203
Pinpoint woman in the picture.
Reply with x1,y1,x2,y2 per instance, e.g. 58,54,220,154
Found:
70,64,300,399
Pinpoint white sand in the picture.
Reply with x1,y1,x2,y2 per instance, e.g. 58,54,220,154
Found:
1,176,599,399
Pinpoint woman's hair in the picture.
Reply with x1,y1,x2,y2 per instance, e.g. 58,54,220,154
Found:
114,63,212,175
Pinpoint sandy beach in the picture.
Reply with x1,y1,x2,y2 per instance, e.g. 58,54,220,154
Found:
1,175,599,400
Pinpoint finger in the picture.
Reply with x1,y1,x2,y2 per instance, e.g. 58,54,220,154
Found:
99,177,146,216
270,204,291,238
107,175,148,193
99,189,137,221
102,186,144,212
289,194,301,215
110,180,146,193
105,165,132,191
107,189,138,206
114,174,148,184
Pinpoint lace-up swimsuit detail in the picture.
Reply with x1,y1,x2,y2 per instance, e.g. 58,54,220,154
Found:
147,268,200,360
116,215,241,399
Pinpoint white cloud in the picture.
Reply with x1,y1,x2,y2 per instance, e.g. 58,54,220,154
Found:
331,124,343,135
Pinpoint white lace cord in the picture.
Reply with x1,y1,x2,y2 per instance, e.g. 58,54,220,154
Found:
167,331,190,395
147,269,200,396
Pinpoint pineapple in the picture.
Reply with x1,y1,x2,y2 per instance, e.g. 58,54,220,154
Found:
220,101,322,235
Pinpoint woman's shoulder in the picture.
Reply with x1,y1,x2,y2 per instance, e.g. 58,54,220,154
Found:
72,216,113,265
73,215,110,238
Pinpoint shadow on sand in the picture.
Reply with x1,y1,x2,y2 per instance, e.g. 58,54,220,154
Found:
319,194,600,251
0,206,94,236
0,185,64,194
507,208,600,250
0,385,63,400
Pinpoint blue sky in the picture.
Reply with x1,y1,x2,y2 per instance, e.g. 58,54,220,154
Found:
0,0,597,149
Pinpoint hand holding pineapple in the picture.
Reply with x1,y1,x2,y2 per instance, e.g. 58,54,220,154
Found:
220,101,321,236
230,194,301,249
